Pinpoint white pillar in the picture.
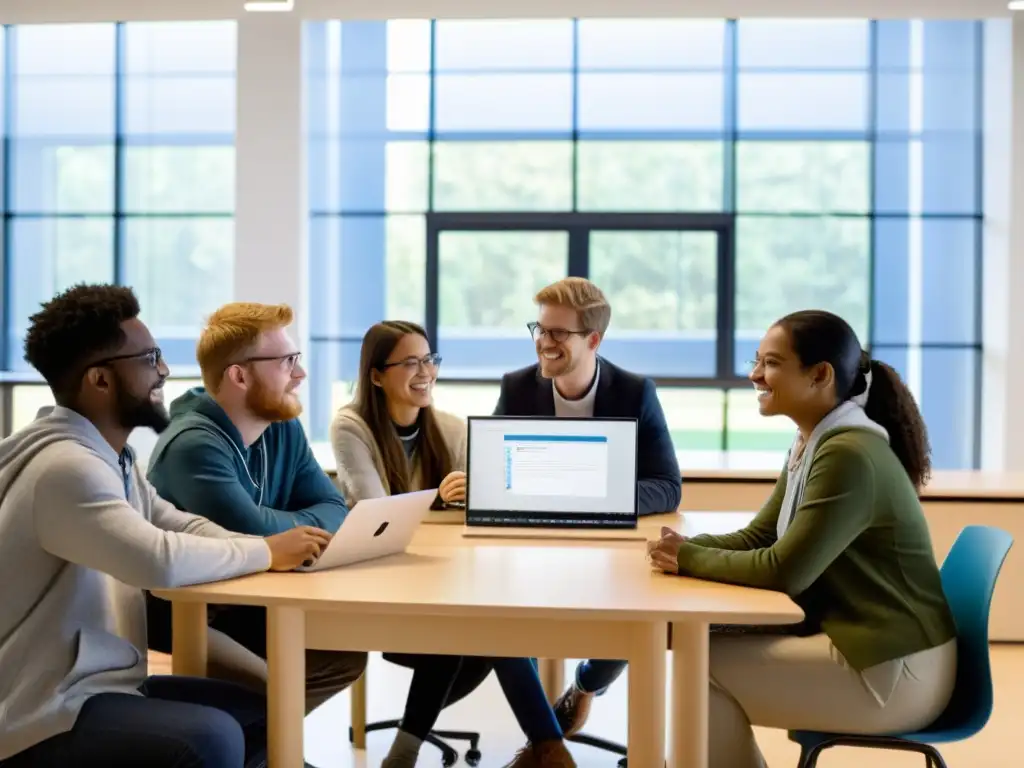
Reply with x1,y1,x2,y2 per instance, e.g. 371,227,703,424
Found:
982,18,1024,470
233,13,309,399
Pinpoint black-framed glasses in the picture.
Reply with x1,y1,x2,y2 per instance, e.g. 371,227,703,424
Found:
380,352,442,372
91,347,164,370
527,322,591,343
240,352,303,372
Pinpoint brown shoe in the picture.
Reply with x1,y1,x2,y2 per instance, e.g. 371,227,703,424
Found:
533,740,577,767
553,684,594,738
502,740,577,768
501,745,538,768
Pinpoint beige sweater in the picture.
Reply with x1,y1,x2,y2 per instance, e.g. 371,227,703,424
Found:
329,405,468,506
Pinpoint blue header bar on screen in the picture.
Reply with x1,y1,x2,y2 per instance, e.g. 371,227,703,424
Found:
502,435,608,443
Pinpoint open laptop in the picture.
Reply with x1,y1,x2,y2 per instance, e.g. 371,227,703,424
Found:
462,416,643,541
297,489,435,571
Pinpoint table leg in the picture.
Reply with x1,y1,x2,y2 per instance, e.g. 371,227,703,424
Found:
267,606,306,768
669,621,709,768
350,670,368,749
537,658,565,704
171,601,208,677
627,621,667,768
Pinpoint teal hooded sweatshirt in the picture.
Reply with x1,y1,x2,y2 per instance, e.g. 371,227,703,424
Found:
147,388,348,536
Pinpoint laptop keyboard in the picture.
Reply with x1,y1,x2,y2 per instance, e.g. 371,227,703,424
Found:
470,515,621,527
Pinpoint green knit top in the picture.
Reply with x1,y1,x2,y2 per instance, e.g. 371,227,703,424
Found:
678,428,956,671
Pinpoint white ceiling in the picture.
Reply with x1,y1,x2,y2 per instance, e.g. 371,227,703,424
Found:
0,0,1015,24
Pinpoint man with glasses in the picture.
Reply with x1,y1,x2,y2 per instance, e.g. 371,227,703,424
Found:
494,277,682,751
145,302,367,726
0,285,333,768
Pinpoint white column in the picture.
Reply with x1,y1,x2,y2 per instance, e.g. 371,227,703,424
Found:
982,18,1024,470
234,13,309,398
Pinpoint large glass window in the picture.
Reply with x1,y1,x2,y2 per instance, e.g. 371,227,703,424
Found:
306,19,983,470
0,22,237,374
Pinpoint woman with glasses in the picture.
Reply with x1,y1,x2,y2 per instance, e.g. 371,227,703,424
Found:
331,320,465,508
331,321,574,768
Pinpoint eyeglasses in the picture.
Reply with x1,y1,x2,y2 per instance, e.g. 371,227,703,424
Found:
380,352,442,372
241,352,303,372
747,357,784,373
527,322,591,343
92,347,164,370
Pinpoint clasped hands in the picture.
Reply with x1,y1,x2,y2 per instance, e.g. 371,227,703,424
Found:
439,470,467,504
647,526,687,574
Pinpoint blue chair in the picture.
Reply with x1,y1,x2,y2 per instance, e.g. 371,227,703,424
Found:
789,524,1013,768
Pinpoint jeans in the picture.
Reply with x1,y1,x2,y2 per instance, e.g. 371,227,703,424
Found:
0,676,267,768
495,658,562,742
575,659,628,696
387,654,562,743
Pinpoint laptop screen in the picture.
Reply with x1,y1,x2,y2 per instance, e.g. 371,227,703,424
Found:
465,416,639,528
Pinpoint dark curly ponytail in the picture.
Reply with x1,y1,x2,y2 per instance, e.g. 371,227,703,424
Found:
858,357,932,489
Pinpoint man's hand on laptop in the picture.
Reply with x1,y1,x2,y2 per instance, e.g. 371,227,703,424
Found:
647,526,687,574
265,526,333,571
439,471,467,503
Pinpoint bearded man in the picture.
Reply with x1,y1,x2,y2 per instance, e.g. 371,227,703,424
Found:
145,302,366,725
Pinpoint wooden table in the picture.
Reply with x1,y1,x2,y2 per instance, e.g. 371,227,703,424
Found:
154,515,800,768
406,513,761,704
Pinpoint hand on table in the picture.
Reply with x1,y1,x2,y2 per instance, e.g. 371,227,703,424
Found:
265,526,333,571
439,470,467,503
647,526,687,574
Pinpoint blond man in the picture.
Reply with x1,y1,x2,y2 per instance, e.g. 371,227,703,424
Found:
145,302,366,716
494,277,681,758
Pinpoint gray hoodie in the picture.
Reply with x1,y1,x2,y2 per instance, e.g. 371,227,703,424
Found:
0,406,272,760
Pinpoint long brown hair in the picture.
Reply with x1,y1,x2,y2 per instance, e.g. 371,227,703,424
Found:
353,321,453,494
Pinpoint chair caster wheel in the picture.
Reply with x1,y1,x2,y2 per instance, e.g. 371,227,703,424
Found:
465,749,482,766
617,759,628,768
441,750,458,767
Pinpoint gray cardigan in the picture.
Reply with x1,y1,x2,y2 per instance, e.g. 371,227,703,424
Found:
0,406,271,760
330,405,467,505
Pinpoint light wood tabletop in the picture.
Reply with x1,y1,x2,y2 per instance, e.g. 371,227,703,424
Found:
157,544,797,626
154,513,801,768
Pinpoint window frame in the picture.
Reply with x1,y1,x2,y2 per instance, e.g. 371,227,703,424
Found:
424,211,738,387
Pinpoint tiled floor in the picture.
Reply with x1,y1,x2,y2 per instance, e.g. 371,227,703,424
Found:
294,645,1024,767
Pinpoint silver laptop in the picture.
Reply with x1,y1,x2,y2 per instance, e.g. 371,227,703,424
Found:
297,489,435,571
462,416,643,541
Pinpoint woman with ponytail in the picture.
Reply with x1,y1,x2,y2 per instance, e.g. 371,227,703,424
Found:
646,309,957,768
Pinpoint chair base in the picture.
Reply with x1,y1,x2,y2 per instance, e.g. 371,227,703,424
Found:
350,719,482,767
567,732,628,768
794,733,948,768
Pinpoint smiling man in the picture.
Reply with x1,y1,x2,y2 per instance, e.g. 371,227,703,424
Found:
145,302,366,726
494,277,681,513
493,277,682,751
0,286,336,768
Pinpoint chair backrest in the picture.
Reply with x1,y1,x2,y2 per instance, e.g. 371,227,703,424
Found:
924,525,1013,737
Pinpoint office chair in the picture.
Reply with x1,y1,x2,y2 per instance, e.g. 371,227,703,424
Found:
350,719,481,767
348,655,482,768
567,732,627,767
789,525,1013,768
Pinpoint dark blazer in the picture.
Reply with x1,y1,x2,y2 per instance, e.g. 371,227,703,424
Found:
493,357,682,515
